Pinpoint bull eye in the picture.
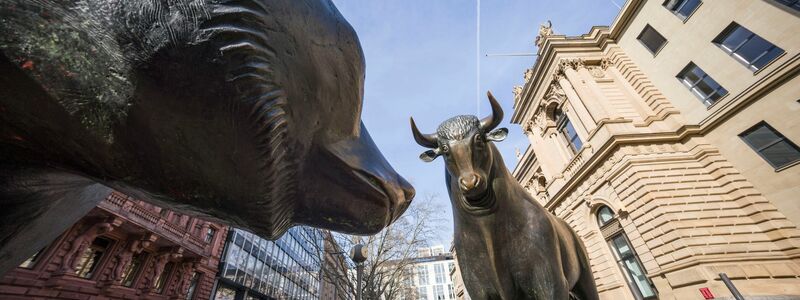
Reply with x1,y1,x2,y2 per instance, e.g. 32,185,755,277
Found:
441,144,450,153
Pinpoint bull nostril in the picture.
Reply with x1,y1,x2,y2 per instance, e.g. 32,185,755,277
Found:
459,174,480,191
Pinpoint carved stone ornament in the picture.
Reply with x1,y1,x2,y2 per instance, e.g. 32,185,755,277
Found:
588,66,605,78
524,68,534,82
534,110,548,135
545,82,567,102
512,85,523,102
600,57,611,70
534,20,553,47
60,222,114,273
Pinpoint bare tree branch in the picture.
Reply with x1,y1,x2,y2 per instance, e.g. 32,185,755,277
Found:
303,194,446,300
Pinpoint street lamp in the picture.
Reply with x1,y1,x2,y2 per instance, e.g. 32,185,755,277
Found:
350,244,367,300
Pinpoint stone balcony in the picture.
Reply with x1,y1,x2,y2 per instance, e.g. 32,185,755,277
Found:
98,192,211,256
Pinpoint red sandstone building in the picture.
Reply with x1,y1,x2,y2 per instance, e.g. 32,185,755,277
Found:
0,191,227,300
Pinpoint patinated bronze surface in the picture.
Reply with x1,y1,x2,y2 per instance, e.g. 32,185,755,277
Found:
411,92,599,300
0,0,414,275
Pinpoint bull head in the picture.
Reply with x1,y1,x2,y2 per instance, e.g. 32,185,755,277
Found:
410,92,508,199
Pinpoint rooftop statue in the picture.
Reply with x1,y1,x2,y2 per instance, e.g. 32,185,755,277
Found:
0,0,414,275
411,92,598,300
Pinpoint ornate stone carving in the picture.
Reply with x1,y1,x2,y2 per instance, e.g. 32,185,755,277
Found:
145,248,183,290
600,57,611,70
588,66,605,78
522,120,534,134
112,239,149,283
512,85,523,102
524,68,534,82
545,82,567,102
168,260,196,296
534,20,553,47
559,58,586,71
60,222,114,273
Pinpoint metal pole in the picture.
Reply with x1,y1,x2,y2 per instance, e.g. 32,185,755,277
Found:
719,273,745,300
356,262,363,300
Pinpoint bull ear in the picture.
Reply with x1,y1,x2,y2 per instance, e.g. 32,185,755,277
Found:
485,128,508,142
419,150,440,162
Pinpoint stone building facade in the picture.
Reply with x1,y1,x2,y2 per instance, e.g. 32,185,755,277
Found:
0,191,227,300
511,0,800,299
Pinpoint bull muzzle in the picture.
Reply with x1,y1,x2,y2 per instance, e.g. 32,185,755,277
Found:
458,173,483,194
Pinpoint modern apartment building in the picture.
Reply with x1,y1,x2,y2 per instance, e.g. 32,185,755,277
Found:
511,0,800,299
404,246,456,300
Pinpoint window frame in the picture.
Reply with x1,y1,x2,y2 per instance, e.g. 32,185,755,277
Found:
75,237,112,279
769,0,800,13
739,121,800,170
636,24,668,56
662,0,702,21
676,62,728,107
713,23,785,72
555,110,583,154
596,206,659,300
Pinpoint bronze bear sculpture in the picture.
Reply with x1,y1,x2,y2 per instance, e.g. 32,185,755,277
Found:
411,92,598,300
0,0,414,275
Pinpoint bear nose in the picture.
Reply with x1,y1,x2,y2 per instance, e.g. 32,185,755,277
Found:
459,173,480,192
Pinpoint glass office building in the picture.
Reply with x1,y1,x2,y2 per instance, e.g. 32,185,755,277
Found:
213,227,323,300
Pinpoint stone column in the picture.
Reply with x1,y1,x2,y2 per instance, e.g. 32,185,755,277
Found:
558,77,598,134
561,60,612,123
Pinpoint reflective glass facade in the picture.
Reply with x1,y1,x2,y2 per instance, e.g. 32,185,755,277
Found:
215,228,323,300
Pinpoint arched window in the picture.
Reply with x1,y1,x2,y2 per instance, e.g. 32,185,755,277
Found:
597,206,615,227
596,205,658,300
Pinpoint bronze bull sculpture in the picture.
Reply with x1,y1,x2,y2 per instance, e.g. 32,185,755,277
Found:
0,0,414,275
410,92,598,300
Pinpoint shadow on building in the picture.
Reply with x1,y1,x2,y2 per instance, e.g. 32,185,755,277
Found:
0,191,227,299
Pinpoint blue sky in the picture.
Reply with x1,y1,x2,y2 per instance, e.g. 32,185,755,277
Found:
332,0,623,247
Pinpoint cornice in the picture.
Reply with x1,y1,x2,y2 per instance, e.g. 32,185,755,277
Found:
511,0,647,125
543,125,702,211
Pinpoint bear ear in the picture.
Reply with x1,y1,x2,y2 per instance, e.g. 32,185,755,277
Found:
419,150,440,162
486,128,508,142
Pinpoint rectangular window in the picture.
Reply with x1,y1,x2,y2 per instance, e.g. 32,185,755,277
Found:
713,23,784,71
637,25,667,55
75,237,112,279
155,262,175,293
677,63,728,107
663,0,701,20
434,285,445,300
609,234,658,300
418,287,428,300
417,266,429,285
740,122,800,169
556,112,583,154
434,263,446,284
773,0,800,11
122,252,146,287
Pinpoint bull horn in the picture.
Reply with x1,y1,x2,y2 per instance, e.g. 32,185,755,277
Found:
410,117,438,148
480,91,504,131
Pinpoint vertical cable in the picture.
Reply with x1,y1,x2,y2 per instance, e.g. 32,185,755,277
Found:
476,0,481,115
